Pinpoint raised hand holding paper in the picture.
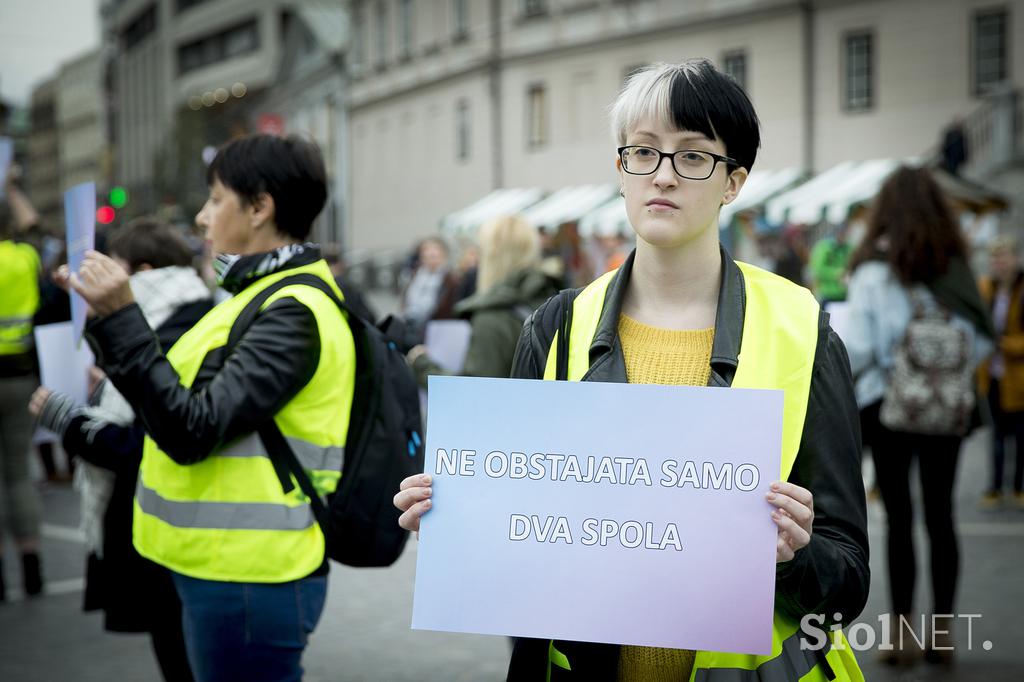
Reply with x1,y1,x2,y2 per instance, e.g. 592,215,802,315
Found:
411,375,783,655
32,322,95,443
64,182,96,343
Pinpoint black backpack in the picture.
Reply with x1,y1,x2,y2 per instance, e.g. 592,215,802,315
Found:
227,272,425,567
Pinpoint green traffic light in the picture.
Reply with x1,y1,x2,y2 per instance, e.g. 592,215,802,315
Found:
110,186,128,209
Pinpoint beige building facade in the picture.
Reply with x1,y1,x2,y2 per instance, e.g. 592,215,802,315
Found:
103,0,290,213
27,78,61,233
55,49,108,194
346,0,1023,251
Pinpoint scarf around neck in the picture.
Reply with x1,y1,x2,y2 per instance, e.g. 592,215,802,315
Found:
212,242,322,294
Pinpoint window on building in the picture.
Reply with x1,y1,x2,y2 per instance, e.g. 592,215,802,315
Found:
375,1,389,69
527,83,548,149
452,0,469,40
523,0,547,18
456,99,471,161
722,50,748,92
176,0,213,13
177,19,260,75
123,4,157,51
399,0,414,60
973,9,1009,94
843,30,874,112
351,2,366,70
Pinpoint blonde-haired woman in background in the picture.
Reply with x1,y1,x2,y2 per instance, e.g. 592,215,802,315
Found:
407,214,561,383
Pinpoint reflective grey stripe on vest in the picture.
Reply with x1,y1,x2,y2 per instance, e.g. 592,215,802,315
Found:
216,433,344,472
692,631,833,682
0,316,33,328
136,479,316,531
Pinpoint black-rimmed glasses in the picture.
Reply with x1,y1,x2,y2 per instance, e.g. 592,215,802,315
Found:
617,145,737,180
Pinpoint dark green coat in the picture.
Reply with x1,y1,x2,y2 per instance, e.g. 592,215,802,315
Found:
412,267,561,384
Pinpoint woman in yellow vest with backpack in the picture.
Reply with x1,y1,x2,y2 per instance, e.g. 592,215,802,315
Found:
396,60,869,681
59,135,355,682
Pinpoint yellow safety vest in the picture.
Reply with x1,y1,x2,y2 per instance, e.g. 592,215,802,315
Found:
133,260,356,583
0,240,40,356
542,261,864,682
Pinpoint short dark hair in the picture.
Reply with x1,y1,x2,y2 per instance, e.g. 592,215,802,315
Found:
610,59,761,172
206,134,327,241
107,218,195,272
849,166,967,284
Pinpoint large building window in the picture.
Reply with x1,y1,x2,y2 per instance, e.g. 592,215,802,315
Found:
122,4,157,51
176,0,213,13
973,8,1009,94
177,19,259,75
456,99,471,161
399,0,414,60
523,0,547,18
526,83,548,149
375,1,389,69
351,2,366,71
843,30,874,112
452,0,469,40
722,50,748,92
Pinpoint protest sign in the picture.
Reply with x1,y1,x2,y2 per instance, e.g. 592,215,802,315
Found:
64,182,96,343
423,320,472,372
0,136,12,199
33,322,95,443
412,376,783,655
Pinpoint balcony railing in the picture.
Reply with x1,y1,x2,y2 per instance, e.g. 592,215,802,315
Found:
962,87,1022,180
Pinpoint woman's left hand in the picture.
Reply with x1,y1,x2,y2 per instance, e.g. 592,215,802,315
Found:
767,481,814,563
28,386,53,418
66,250,135,318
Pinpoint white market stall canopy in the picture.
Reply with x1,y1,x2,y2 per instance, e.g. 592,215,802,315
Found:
719,167,804,227
441,187,546,236
764,161,859,225
578,197,628,238
766,159,919,226
521,184,620,233
788,159,902,225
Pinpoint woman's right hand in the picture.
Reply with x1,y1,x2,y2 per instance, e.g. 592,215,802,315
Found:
394,473,433,534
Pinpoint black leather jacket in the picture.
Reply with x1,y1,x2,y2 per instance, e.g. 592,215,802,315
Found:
85,250,323,466
507,249,869,680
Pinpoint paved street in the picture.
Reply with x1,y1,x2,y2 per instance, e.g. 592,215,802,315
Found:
3,426,1023,681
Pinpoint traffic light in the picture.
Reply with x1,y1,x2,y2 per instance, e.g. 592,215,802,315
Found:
96,206,115,224
109,186,128,209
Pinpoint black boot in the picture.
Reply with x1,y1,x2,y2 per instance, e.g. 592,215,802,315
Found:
21,553,43,597
0,559,6,602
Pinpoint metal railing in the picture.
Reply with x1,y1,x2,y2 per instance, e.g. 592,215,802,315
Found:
961,87,1022,180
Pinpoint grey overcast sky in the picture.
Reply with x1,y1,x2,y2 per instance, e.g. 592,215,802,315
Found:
0,0,101,106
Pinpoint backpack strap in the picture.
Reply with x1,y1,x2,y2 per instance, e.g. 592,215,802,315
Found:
226,273,356,551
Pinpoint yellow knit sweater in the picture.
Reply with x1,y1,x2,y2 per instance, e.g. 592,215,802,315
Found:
616,313,715,682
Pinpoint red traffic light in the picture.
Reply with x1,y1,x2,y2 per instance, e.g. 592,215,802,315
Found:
96,206,116,224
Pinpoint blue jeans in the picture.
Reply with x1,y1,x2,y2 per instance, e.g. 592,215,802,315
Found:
171,572,327,682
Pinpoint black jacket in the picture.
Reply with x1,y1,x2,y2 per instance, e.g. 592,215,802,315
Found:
506,249,869,680
85,252,325,466
66,297,211,634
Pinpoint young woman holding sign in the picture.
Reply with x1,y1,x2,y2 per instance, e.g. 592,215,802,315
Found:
395,59,869,681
